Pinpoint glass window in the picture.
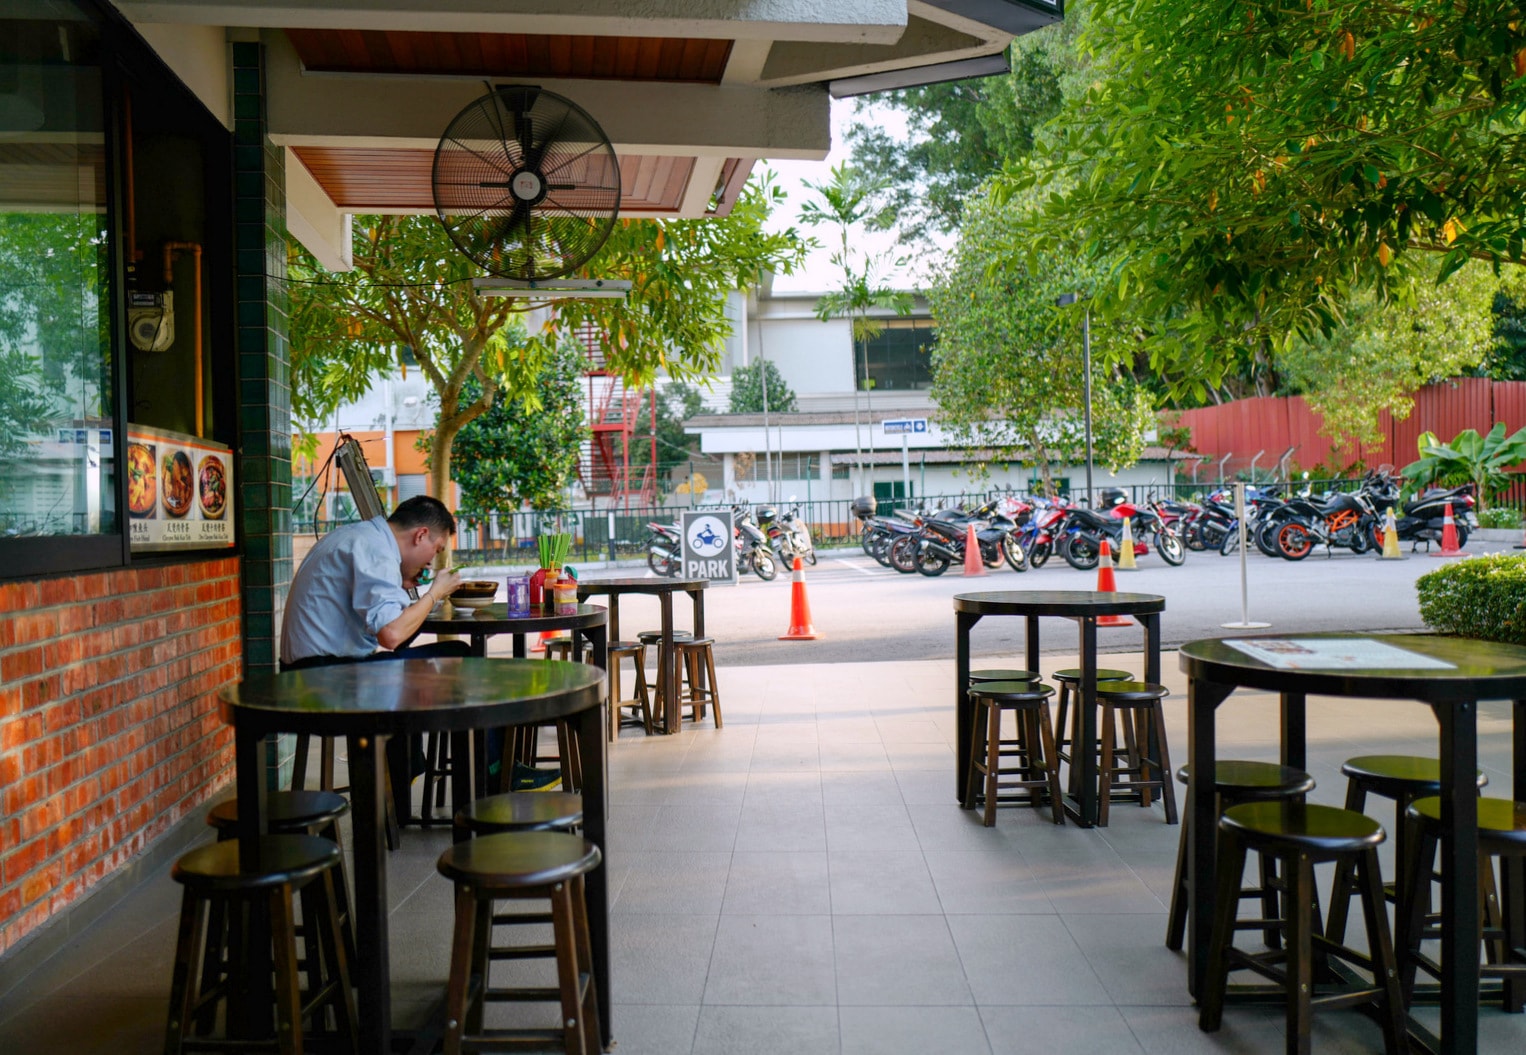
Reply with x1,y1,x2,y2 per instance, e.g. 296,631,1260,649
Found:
856,318,937,392
0,8,112,538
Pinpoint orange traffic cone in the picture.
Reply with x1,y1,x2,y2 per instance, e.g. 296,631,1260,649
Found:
963,522,985,576
779,557,820,640
1095,539,1134,627
531,630,557,653
1431,502,1469,557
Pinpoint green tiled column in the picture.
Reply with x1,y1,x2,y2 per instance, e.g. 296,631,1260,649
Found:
232,41,291,675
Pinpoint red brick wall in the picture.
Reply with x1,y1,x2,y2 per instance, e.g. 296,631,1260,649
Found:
0,559,242,955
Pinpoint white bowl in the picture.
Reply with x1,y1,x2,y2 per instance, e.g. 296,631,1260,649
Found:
449,594,496,610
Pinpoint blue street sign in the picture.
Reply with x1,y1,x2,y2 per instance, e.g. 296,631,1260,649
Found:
883,418,928,435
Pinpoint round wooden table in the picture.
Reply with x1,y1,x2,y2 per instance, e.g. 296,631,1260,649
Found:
220,657,610,1054
1179,632,1526,1055
953,590,1166,826
421,602,608,665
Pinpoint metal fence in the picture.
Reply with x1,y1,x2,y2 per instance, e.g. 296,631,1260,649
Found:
291,472,1526,563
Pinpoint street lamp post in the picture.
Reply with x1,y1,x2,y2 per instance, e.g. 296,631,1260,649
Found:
1055,293,1094,508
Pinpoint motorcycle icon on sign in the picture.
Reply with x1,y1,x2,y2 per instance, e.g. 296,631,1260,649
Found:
686,515,729,554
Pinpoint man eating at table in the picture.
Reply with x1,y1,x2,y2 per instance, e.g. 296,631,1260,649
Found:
280,494,471,809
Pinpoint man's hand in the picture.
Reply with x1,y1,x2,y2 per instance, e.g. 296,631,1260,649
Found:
427,567,463,602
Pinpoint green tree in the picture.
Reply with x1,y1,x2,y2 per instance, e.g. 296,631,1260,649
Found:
1276,263,1499,444
797,164,912,492
1480,286,1526,381
845,12,1087,245
728,360,797,414
289,175,805,530
927,190,1153,497
1402,423,1526,512
427,326,586,519
999,0,1526,391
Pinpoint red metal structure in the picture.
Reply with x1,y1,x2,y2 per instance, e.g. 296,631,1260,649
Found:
572,320,657,509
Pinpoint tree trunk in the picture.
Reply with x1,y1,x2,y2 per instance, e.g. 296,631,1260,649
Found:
431,420,459,565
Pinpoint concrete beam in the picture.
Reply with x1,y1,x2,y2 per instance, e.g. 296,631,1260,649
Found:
112,0,908,43
261,33,830,160
758,12,997,86
128,22,231,127
284,147,353,271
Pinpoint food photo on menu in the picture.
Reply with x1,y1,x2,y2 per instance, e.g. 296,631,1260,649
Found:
198,455,227,519
162,450,194,517
128,442,157,518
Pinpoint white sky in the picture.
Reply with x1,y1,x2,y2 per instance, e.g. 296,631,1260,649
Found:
759,99,950,295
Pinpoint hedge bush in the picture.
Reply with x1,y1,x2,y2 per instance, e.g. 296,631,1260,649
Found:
1416,553,1526,646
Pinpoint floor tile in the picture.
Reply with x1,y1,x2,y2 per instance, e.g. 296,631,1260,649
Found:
832,915,972,1006
609,914,719,1005
982,1004,1143,1054
828,851,941,915
694,1005,840,1055
924,851,1051,915
839,1004,990,1054
734,800,827,853
824,803,919,852
949,915,1112,1005
613,852,733,915
606,1003,700,1055
702,914,837,1005
722,852,832,916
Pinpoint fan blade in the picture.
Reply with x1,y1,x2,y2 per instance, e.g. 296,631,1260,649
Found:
443,134,517,181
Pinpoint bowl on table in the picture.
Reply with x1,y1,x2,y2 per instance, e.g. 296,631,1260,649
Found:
448,580,499,611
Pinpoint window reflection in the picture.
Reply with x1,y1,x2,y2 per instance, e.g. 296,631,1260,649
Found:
856,317,937,392
0,10,112,538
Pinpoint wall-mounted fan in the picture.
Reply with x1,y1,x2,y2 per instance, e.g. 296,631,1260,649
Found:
432,85,621,281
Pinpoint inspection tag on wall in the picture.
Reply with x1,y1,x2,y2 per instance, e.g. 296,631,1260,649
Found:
127,424,235,551
681,509,736,585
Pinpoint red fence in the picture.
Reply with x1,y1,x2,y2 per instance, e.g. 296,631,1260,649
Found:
1173,378,1526,476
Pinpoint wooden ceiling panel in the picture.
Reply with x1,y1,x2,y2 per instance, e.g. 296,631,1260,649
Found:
286,29,731,84
290,147,706,215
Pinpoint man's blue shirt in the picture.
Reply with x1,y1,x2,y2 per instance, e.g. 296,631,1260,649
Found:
280,516,410,663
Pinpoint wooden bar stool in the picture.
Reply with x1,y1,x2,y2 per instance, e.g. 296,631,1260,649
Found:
1165,761,1315,951
606,640,653,738
1397,795,1526,1012
455,792,584,837
436,831,603,1055
967,670,1040,776
963,680,1064,827
1051,667,1134,794
1199,802,1408,1055
1094,681,1177,826
543,635,578,661
164,834,357,1055
1325,754,1488,947
205,790,357,968
651,636,721,728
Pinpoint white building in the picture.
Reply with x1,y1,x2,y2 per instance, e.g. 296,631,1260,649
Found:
685,280,1186,506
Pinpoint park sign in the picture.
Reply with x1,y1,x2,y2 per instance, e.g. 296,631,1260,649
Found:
681,509,737,585
882,418,928,435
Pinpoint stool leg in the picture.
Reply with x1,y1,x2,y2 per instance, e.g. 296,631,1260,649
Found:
1097,703,1117,828
1500,855,1526,1013
1038,701,1064,825
703,647,721,729
291,735,312,792
1284,852,1315,1055
164,892,207,1055
608,657,622,741
1151,701,1178,824
568,876,601,1055
963,698,984,813
1324,781,1367,946
550,882,587,1055
443,885,478,1055
982,700,1001,827
1354,848,1408,1055
319,737,335,792
1166,810,1190,950
1199,831,1248,1032
634,650,654,735
268,886,303,1055
1395,813,1436,1007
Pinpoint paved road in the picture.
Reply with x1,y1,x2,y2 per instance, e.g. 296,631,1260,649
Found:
641,538,1522,667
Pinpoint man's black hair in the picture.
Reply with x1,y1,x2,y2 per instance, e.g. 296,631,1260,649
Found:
388,495,456,537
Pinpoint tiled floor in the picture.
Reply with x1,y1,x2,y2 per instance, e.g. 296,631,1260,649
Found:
1,651,1524,1053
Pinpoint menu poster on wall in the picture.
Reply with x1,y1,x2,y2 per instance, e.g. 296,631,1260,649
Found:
127,424,235,551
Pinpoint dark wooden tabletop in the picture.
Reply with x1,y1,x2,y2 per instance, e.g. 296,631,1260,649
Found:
219,657,606,737
954,590,1166,617
419,602,607,638
1179,632,1526,701
576,576,707,596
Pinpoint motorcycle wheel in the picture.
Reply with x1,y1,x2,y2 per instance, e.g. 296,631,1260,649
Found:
914,544,951,577
1256,521,1284,558
1276,522,1314,561
751,550,778,581
1063,535,1101,571
1004,531,1029,572
1028,539,1052,568
861,529,876,558
888,534,920,574
868,533,893,567
982,542,1005,569
1369,520,1389,552
804,546,818,567
1454,525,1470,550
647,549,678,577
1218,528,1239,556
1156,530,1187,566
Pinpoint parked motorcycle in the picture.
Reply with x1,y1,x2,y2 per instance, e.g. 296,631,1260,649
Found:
1362,472,1477,551
732,506,778,581
1269,485,1382,560
780,505,817,566
645,521,681,577
902,497,1027,576
753,504,797,567
1058,493,1185,570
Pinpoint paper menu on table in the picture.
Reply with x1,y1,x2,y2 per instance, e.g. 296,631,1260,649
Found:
1224,638,1455,671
